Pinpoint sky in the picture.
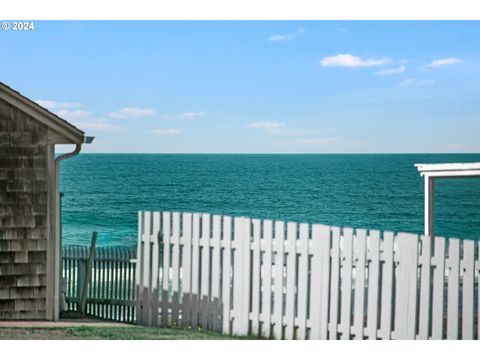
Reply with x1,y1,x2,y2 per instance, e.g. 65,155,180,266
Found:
1,21,479,153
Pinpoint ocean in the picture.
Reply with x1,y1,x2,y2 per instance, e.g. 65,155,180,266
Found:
59,154,480,247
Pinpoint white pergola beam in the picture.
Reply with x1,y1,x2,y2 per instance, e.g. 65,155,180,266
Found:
416,162,480,238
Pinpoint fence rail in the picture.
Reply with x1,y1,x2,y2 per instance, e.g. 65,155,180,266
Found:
62,246,137,323
136,210,480,340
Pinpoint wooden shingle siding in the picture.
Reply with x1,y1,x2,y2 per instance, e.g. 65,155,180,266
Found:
0,97,49,320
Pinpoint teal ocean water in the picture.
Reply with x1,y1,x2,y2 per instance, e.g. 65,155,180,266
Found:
60,154,480,246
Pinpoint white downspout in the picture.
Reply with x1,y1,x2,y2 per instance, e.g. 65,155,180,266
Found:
53,144,82,320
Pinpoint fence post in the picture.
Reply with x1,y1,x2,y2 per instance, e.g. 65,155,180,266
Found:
76,260,86,308
79,231,97,316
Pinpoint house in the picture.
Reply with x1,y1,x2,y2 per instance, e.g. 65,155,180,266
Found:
0,82,92,320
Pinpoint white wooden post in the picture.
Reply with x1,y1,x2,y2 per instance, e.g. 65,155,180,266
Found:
424,175,435,237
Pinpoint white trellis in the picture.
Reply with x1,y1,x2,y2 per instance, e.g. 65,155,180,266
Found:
415,162,480,237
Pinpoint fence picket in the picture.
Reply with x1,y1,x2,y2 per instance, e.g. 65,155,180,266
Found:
462,240,475,339
328,227,341,339
211,215,222,332
296,223,309,339
353,229,367,339
447,238,460,340
261,220,274,339
418,235,432,339
273,221,285,339
340,227,354,340
240,218,252,334
318,225,332,340
284,222,297,340
394,233,419,340
251,219,261,336
135,212,144,324
160,212,171,327
366,230,380,340
431,236,446,339
200,213,211,330
309,224,322,340
222,216,233,334
232,217,246,335
142,211,152,325
171,212,181,326
190,213,201,329
181,213,193,326
149,212,161,326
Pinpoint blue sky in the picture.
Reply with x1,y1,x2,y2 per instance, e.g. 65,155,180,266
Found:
1,21,479,153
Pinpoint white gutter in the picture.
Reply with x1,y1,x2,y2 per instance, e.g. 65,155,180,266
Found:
52,136,93,320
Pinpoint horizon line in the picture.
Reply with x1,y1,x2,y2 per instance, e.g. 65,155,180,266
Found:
57,152,480,155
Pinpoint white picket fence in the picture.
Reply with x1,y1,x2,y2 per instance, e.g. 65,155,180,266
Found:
135,210,480,340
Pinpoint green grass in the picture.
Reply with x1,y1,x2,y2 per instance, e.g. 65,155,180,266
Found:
0,326,245,340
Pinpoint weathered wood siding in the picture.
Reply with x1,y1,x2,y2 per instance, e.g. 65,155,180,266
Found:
0,97,49,320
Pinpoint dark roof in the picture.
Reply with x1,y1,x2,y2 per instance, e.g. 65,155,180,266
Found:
0,81,85,143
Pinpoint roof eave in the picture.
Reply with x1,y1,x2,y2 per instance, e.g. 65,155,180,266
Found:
0,82,85,144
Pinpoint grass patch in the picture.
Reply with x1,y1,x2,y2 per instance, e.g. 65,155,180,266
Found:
0,326,244,340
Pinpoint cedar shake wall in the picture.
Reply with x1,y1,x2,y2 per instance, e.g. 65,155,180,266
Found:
0,97,48,319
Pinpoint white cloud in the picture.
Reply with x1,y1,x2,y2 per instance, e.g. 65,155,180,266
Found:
152,128,182,135
426,57,461,68
320,54,390,68
375,65,406,76
291,136,344,146
162,111,206,120
267,28,305,42
280,136,366,148
399,78,435,87
447,143,475,151
266,128,317,136
55,109,91,120
35,99,82,109
249,122,338,138
109,107,157,119
73,119,124,132
248,121,286,129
